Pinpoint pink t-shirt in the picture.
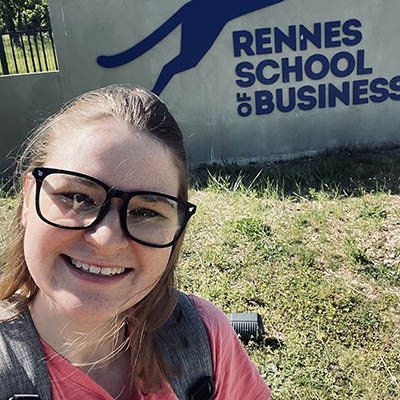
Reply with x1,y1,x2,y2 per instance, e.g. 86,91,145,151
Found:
42,295,271,399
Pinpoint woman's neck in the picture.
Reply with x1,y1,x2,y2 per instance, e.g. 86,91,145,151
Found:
28,291,128,367
29,292,133,398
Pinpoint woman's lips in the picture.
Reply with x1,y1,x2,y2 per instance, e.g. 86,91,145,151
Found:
62,255,132,284
69,257,127,276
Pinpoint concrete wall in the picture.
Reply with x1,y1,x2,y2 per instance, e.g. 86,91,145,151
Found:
0,72,64,176
46,0,400,165
2,0,400,170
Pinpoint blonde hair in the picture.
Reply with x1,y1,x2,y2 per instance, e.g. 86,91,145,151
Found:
0,85,189,393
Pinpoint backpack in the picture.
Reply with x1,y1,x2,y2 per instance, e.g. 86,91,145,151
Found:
0,292,215,400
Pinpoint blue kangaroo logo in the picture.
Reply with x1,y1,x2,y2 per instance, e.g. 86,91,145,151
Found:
97,0,285,95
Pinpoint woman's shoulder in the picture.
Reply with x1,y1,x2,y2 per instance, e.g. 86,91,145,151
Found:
186,293,272,399
187,294,234,337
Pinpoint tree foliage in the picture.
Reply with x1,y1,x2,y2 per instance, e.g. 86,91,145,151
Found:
0,0,49,33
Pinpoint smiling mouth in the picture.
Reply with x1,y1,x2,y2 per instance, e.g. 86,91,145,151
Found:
69,257,127,276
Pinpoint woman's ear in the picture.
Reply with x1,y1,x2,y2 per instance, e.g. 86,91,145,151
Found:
22,173,34,227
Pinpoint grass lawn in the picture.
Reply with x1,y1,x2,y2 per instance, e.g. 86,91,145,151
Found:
0,32,58,75
1,148,400,399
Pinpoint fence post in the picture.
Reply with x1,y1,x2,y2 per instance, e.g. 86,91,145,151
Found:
0,35,9,75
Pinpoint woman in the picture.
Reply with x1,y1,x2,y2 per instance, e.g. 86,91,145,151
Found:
0,86,270,399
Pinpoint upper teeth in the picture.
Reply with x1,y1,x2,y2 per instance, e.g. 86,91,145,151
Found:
70,259,126,276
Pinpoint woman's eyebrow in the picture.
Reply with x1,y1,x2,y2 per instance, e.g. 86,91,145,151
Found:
137,195,176,208
74,177,105,189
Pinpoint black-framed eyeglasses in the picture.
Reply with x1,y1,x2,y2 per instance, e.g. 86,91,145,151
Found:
32,167,196,248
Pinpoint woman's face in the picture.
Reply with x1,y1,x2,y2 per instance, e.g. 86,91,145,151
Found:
23,118,180,323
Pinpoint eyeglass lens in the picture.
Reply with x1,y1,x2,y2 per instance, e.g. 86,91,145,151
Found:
38,173,187,246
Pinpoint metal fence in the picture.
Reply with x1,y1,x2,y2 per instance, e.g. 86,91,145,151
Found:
0,24,58,75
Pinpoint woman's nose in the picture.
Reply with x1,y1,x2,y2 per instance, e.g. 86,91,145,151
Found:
83,201,130,252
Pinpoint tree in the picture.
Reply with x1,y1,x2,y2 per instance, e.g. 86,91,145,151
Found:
0,0,49,33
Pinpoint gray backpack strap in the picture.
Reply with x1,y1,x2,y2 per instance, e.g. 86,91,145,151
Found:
0,294,214,400
156,292,215,400
0,301,51,400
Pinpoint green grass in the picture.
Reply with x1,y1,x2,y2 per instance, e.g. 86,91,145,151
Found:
1,149,400,399
182,148,400,399
0,33,58,75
